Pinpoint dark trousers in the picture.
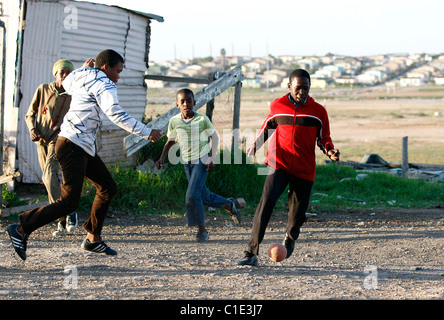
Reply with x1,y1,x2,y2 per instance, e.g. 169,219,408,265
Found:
247,168,313,255
19,137,117,236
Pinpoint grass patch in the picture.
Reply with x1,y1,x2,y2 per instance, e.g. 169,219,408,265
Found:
310,163,444,212
2,185,26,208
79,163,188,215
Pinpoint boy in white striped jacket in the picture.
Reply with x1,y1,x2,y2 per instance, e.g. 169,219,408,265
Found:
7,50,161,260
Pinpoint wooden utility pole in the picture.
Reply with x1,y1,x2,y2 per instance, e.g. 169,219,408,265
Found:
402,136,408,177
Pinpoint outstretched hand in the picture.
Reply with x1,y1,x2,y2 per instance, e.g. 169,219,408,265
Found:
246,145,256,157
149,129,162,142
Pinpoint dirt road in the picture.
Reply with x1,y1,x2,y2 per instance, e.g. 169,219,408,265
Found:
0,207,442,305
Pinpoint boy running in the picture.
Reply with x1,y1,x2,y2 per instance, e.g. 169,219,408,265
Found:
238,69,340,266
7,50,161,260
156,88,241,242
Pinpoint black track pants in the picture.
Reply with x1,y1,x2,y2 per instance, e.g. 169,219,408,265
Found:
246,168,313,255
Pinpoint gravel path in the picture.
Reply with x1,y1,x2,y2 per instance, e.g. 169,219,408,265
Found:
0,207,443,304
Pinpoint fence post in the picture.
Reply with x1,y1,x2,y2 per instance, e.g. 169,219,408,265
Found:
0,20,6,208
233,81,241,130
205,72,216,121
232,80,242,155
402,136,408,177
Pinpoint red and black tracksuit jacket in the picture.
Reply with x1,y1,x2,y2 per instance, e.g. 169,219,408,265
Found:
255,94,334,182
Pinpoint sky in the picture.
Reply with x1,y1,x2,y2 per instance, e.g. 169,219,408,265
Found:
89,0,444,62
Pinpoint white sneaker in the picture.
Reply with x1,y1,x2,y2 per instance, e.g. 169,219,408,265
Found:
52,221,66,236
66,212,78,232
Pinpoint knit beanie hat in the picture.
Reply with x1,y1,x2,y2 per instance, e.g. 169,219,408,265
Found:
53,59,74,76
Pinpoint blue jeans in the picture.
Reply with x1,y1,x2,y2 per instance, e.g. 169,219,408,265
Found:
183,160,230,226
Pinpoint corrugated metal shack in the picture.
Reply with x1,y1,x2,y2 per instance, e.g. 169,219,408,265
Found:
1,0,163,184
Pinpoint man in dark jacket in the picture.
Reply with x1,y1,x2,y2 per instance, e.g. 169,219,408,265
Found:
238,69,340,266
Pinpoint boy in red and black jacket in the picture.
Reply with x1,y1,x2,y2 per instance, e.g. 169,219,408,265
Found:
238,69,340,266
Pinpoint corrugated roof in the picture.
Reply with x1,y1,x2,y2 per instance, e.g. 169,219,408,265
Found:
73,0,164,22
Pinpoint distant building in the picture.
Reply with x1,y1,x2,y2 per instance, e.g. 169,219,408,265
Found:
434,76,444,85
181,65,206,78
315,65,343,79
278,55,301,63
297,58,318,70
335,76,357,86
243,61,265,73
365,70,386,82
311,74,333,89
400,77,424,87
333,57,362,75
356,73,379,85
261,69,287,87
243,78,261,88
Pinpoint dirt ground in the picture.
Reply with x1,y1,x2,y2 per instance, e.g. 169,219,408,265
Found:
0,206,442,302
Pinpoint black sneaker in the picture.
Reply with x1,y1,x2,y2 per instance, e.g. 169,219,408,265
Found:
81,238,117,256
226,198,241,224
196,230,209,242
6,224,28,261
283,236,295,259
237,251,258,266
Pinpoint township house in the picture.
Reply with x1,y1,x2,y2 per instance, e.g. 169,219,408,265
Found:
1,0,163,185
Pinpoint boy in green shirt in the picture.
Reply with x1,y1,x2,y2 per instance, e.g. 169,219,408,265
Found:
156,88,240,242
